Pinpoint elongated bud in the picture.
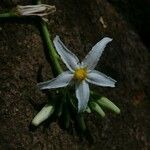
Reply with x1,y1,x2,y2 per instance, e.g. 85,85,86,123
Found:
16,4,56,17
90,101,105,117
31,103,54,126
97,97,120,114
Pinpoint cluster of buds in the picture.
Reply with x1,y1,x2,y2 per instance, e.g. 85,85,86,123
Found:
32,96,120,127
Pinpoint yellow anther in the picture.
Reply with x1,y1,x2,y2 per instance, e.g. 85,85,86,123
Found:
74,68,87,81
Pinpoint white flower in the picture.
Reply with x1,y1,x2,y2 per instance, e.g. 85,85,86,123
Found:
16,4,56,17
37,36,116,112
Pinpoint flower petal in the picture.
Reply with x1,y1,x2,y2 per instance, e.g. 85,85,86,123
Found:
53,36,79,71
37,71,73,90
86,70,116,87
81,37,112,70
75,80,90,112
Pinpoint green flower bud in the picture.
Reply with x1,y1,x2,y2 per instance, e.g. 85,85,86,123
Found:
90,101,105,118
31,103,54,126
97,97,120,114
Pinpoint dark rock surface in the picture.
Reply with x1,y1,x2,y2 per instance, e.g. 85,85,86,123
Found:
0,0,149,149
108,0,150,49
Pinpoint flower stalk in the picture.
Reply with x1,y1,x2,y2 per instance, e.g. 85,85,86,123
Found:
40,22,63,76
76,114,86,131
0,12,16,18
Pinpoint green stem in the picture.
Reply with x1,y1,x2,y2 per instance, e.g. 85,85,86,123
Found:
0,12,16,18
40,21,63,75
76,114,86,131
35,0,62,76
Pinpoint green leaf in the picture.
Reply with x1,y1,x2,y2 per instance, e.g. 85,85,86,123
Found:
97,97,120,114
90,101,105,118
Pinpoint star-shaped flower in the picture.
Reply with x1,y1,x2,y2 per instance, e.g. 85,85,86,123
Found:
38,36,116,112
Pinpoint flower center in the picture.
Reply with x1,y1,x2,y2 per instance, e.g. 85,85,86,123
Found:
74,68,87,81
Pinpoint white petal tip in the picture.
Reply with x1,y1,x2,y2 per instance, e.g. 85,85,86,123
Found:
109,82,116,87
108,78,117,87
53,35,60,42
55,35,59,38
112,85,116,87
113,80,117,87
103,37,113,42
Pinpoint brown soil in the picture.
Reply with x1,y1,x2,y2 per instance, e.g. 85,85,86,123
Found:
0,0,149,149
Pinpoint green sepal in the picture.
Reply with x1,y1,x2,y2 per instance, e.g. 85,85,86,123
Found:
97,97,120,114
90,101,105,118
76,114,86,131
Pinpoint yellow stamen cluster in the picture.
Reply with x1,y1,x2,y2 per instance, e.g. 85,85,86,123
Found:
74,68,87,81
